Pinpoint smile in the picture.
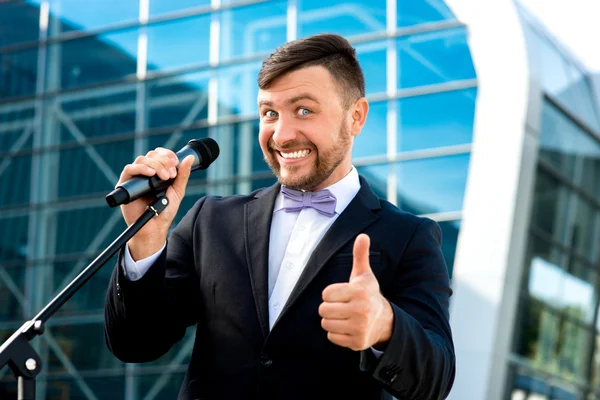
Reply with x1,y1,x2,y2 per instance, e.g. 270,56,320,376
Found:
279,149,311,159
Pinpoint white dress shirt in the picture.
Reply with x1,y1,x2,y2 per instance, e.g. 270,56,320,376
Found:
124,167,361,330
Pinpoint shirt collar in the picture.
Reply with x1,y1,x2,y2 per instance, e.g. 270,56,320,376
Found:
274,166,360,215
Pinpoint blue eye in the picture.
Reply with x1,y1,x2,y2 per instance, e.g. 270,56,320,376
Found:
298,108,311,116
264,110,277,118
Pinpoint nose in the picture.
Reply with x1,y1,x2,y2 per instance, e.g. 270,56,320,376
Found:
272,116,297,147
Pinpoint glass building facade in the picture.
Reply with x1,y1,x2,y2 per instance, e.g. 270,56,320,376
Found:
0,0,476,398
506,5,600,399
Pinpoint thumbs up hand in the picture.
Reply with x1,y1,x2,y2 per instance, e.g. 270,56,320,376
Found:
319,234,394,351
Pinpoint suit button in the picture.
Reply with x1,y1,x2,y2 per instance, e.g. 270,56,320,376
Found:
260,354,273,367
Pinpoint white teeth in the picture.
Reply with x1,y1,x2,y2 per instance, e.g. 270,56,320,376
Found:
281,149,310,159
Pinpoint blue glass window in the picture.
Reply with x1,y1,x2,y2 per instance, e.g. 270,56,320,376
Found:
50,29,139,90
397,88,476,152
0,48,39,100
353,100,387,158
397,27,476,89
218,61,261,117
0,102,35,152
397,0,455,28
147,15,211,71
0,2,40,47
356,164,388,200
438,220,460,277
298,0,386,38
220,2,287,62
148,71,210,129
150,0,211,17
396,153,470,215
48,0,139,36
0,154,31,206
356,41,387,95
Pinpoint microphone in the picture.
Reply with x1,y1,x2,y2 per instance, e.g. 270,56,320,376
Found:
105,138,220,207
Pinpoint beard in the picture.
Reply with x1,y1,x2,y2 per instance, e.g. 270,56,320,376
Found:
263,123,352,191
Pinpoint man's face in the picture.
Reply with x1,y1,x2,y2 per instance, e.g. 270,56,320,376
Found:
257,66,356,191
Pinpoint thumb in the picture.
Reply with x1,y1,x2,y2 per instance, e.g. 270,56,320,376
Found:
170,154,195,200
350,234,372,282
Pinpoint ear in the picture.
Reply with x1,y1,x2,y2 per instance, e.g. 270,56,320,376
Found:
350,98,369,137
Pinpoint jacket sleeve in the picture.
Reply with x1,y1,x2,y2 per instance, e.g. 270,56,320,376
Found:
364,218,455,399
104,198,206,363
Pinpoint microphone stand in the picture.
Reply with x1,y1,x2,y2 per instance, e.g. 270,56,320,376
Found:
0,196,170,400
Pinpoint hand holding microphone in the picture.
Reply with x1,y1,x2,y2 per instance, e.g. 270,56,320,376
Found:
109,138,219,260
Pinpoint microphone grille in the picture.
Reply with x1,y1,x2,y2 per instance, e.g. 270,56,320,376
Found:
188,138,220,169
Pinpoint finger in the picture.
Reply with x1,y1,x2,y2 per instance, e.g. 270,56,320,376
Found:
322,283,360,303
326,332,356,350
350,234,371,281
170,155,195,200
118,163,157,185
318,302,352,319
134,155,175,180
321,318,354,335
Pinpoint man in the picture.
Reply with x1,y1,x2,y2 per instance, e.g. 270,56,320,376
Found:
105,33,455,400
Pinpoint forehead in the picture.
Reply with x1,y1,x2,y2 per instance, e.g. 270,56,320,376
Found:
257,66,340,105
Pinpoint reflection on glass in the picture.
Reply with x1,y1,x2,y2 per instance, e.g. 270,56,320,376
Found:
298,0,386,38
356,41,386,95
556,321,589,380
217,61,261,117
530,169,569,242
356,164,388,200
147,15,211,71
0,2,40,47
396,154,470,215
508,365,581,400
397,28,476,89
0,154,31,206
150,0,211,17
353,101,387,158
0,262,26,321
220,1,287,61
148,71,210,129
569,194,597,261
438,220,460,278
397,88,476,152
397,0,455,27
48,0,139,36
0,105,35,152
516,298,559,373
51,29,139,90
580,147,600,202
57,140,133,198
0,48,38,100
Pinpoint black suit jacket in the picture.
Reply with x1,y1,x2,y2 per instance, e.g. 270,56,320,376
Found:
104,177,455,399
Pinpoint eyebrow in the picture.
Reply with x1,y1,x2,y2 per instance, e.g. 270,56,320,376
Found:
258,93,320,107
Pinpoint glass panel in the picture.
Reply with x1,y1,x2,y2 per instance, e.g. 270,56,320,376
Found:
146,15,211,72
0,153,31,206
148,71,210,129
57,139,134,198
138,371,186,400
47,322,124,372
395,153,470,215
0,261,26,322
356,41,386,95
220,1,287,61
356,163,388,200
438,220,460,278
298,0,386,38
150,0,211,17
539,101,580,180
509,364,582,400
0,2,40,47
55,84,137,144
516,299,559,371
568,194,597,261
48,0,139,36
397,88,476,152
579,139,600,202
0,101,35,152
217,61,261,117
0,48,39,100
49,29,139,90
397,0,455,28
556,321,590,380
397,27,476,89
564,62,600,133
530,169,570,243
353,100,387,158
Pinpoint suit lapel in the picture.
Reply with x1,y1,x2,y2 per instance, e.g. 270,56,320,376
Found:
275,177,381,327
244,183,280,340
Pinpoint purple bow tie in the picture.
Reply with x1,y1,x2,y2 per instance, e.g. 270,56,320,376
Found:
281,187,337,217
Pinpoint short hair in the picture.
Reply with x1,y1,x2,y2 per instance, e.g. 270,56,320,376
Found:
258,33,365,108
